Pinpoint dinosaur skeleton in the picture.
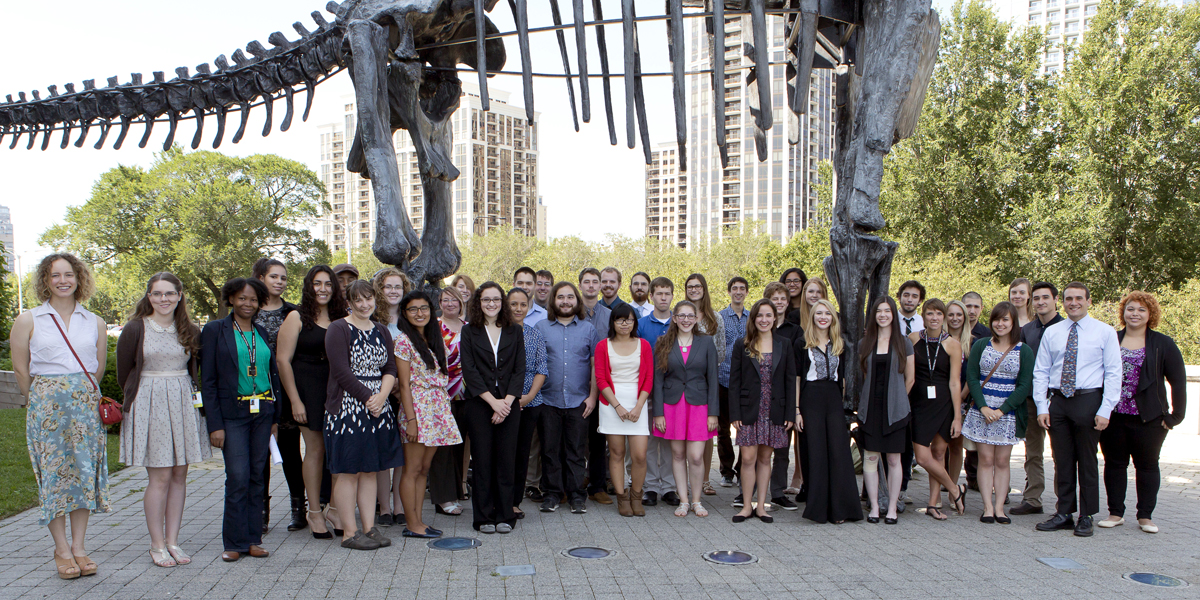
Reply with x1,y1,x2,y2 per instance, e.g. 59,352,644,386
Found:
1,0,939,410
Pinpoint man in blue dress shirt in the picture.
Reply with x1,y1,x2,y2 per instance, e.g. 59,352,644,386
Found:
534,282,600,515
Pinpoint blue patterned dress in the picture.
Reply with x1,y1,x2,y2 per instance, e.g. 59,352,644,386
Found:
962,342,1023,446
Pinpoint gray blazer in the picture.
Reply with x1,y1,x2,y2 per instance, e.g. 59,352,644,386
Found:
857,337,914,431
652,334,720,417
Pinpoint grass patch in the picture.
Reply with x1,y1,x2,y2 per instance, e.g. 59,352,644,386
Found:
0,408,126,520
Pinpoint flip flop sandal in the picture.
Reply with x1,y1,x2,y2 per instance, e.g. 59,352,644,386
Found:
925,506,948,521
149,548,177,568
435,502,463,515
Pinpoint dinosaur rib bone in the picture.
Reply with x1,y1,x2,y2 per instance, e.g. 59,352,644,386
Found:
0,8,343,152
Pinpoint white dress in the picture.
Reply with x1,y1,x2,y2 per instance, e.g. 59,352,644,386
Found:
597,342,650,436
120,319,212,467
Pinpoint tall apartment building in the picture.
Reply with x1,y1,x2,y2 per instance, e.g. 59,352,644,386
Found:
317,83,540,255
994,0,1103,74
647,14,836,247
0,205,13,271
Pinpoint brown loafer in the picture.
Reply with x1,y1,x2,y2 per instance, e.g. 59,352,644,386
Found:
221,551,241,562
589,491,613,505
247,545,269,558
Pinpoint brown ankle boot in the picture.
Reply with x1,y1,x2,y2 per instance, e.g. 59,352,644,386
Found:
630,488,645,517
616,489,633,517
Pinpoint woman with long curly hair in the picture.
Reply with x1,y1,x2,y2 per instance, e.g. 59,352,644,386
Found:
276,265,346,539
10,253,110,579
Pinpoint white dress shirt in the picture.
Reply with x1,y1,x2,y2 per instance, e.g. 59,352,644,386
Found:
631,301,653,319
1032,314,1122,418
899,312,924,336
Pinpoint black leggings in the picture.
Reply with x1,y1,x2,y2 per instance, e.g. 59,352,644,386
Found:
1100,413,1168,520
265,426,306,501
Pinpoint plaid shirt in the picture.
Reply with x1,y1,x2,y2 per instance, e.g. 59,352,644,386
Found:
717,305,747,387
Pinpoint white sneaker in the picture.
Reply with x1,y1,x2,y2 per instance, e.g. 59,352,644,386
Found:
1097,516,1125,528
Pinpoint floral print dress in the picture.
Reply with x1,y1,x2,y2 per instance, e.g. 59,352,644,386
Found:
396,332,463,446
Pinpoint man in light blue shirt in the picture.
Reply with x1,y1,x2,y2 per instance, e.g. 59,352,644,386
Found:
514,266,547,326
1032,282,1122,538
534,282,599,515
715,276,749,487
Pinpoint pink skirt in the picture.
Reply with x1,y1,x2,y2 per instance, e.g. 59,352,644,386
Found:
655,394,715,441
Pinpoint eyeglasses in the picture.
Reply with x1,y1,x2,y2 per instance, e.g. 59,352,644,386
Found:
784,278,803,285
382,285,405,292
685,284,703,291
405,305,431,315
149,291,180,300
614,318,635,325
675,314,697,321
481,298,503,305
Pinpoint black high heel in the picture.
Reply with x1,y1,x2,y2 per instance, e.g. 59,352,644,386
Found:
307,510,332,539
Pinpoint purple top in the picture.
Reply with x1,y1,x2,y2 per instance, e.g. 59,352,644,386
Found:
1115,346,1145,415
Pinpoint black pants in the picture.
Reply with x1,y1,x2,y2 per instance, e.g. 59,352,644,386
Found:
1100,413,1168,520
717,385,737,479
513,404,543,506
270,426,306,501
586,404,608,494
541,404,588,502
1048,390,1103,516
428,400,468,505
899,424,913,492
463,396,520,529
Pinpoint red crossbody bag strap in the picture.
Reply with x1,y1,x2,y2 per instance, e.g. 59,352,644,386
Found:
48,313,100,393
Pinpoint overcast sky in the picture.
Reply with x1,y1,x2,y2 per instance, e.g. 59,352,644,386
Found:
0,0,958,270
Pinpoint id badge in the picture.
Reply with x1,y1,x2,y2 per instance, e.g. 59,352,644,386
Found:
193,392,203,408
247,365,258,377
250,397,260,414
927,386,937,399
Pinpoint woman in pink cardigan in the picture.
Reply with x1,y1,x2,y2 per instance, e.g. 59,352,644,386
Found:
594,303,654,517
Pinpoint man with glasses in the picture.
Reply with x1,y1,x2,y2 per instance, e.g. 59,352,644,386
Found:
628,272,653,318
534,270,554,309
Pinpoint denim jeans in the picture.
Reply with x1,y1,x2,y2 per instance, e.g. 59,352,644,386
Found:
221,412,273,552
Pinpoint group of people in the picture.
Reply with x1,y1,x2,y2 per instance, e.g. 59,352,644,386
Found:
8,253,1186,579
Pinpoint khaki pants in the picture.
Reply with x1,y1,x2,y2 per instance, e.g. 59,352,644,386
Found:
1022,396,1048,507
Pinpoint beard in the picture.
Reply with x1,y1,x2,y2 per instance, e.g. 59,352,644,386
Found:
631,290,647,303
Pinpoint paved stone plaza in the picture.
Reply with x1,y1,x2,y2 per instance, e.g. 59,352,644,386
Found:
1,434,1197,600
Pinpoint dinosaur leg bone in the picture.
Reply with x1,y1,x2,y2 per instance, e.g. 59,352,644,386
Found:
344,19,421,266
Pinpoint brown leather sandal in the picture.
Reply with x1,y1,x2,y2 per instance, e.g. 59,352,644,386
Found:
72,554,97,576
54,554,80,580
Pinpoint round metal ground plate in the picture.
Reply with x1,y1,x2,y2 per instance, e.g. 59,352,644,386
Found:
703,550,758,565
1123,573,1188,588
562,546,615,559
427,537,482,551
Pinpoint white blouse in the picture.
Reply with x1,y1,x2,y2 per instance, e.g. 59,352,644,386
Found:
28,302,100,375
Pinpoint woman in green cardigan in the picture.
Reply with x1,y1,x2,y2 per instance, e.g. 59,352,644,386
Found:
963,302,1033,524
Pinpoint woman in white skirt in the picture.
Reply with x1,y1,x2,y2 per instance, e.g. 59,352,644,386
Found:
117,273,211,567
594,303,653,517
963,302,1033,524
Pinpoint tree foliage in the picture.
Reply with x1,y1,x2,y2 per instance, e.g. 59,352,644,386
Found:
1038,0,1200,293
881,0,1055,279
42,148,330,319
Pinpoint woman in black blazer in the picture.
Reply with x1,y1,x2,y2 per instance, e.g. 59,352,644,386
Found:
729,299,796,523
1099,291,1187,534
199,278,282,562
459,282,527,534
651,301,720,518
